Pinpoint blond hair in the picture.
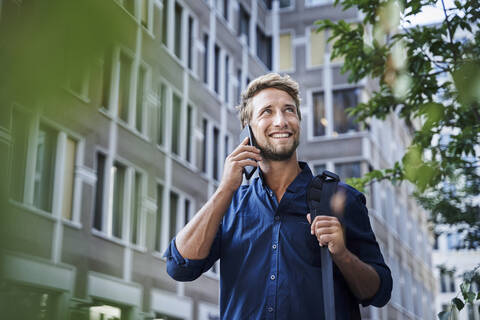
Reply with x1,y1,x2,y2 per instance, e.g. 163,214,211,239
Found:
236,73,301,128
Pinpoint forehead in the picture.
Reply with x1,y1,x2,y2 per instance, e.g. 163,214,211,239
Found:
250,88,295,112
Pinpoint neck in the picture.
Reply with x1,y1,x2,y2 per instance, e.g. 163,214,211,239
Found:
259,155,301,202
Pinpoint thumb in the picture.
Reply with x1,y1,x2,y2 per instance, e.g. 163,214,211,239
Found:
306,213,311,224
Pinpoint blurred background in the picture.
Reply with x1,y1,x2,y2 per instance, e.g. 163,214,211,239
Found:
0,0,478,319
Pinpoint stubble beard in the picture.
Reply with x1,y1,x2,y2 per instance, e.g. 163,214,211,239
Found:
258,134,300,161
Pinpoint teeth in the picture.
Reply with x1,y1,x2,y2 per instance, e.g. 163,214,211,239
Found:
271,133,290,138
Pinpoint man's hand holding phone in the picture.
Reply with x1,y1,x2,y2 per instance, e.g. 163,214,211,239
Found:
219,137,262,194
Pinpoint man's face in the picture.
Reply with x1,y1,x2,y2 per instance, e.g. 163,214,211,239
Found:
249,88,300,161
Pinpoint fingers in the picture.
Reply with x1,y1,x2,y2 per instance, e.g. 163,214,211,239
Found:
229,138,261,158
308,215,340,235
231,151,262,162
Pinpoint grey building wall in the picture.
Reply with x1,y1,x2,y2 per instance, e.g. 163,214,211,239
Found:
0,0,435,319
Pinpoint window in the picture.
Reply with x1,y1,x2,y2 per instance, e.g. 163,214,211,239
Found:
238,5,250,45
155,312,184,320
33,125,56,212
440,270,456,293
130,171,143,245
174,2,182,59
224,55,230,102
141,0,149,28
169,191,179,241
2,285,59,320
224,135,230,159
256,27,272,70
279,33,293,71
309,28,325,67
101,48,113,109
280,0,292,8
10,109,31,202
136,65,146,132
184,198,191,226
118,51,133,122
157,84,166,146
214,44,220,94
236,68,242,105
203,34,209,84
213,127,220,181
111,161,126,239
161,0,168,45
155,184,164,252
186,105,193,163
61,137,77,220
187,16,194,70
202,118,208,173
171,94,182,155
66,51,90,98
90,304,122,320
94,152,106,231
306,0,331,6
312,91,326,136
223,0,229,21
335,162,361,180
332,88,359,135
314,164,326,175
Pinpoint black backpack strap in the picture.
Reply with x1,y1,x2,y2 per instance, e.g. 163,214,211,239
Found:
306,170,340,320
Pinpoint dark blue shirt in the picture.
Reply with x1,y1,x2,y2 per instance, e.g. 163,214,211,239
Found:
165,162,392,319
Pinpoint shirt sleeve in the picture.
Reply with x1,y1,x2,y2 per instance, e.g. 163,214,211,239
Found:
163,226,222,282
342,191,393,308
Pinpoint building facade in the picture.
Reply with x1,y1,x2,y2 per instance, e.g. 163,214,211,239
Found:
0,0,436,319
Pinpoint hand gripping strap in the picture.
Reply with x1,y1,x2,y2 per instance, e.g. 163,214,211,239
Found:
307,170,340,320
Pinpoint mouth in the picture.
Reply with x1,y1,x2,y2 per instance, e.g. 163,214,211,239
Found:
268,132,293,139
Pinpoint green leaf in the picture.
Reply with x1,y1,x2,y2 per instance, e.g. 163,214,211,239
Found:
452,297,464,311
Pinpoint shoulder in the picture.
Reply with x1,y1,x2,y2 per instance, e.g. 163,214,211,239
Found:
337,181,367,207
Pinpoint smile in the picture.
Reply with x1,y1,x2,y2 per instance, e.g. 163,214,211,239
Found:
269,133,292,138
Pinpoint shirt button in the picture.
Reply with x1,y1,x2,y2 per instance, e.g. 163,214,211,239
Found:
268,307,274,313
270,274,276,280
274,215,280,221
272,244,277,250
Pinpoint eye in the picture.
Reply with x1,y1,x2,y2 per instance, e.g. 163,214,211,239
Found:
286,106,295,113
261,108,272,115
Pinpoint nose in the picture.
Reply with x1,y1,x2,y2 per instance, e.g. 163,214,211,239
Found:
272,111,288,127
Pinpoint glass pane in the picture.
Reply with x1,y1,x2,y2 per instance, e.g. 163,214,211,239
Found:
155,184,164,252
161,0,168,45
90,304,122,320
131,171,142,244
118,52,132,122
335,162,361,180
94,153,106,230
279,0,291,8
155,312,184,320
62,137,76,220
158,84,165,146
10,109,30,202
0,285,58,320
169,192,179,241
279,34,292,71
310,29,325,66
332,88,359,134
186,105,193,162
213,127,219,180
238,5,250,45
111,162,126,238
312,91,326,136
174,2,182,59
224,55,229,102
313,164,326,175
171,94,181,155
101,48,112,108
136,66,145,132
141,0,148,28
203,34,209,84
33,124,57,212
184,198,190,226
187,16,193,69
214,44,220,93
202,119,208,173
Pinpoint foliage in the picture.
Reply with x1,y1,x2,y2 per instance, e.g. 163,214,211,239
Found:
315,0,480,317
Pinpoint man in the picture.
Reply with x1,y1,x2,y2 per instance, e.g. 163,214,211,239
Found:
164,73,392,319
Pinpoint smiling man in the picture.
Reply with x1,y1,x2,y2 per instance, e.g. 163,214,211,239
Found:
164,73,392,319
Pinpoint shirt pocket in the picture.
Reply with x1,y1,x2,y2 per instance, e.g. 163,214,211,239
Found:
282,214,322,267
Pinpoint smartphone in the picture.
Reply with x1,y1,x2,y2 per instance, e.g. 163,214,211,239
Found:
239,125,257,180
